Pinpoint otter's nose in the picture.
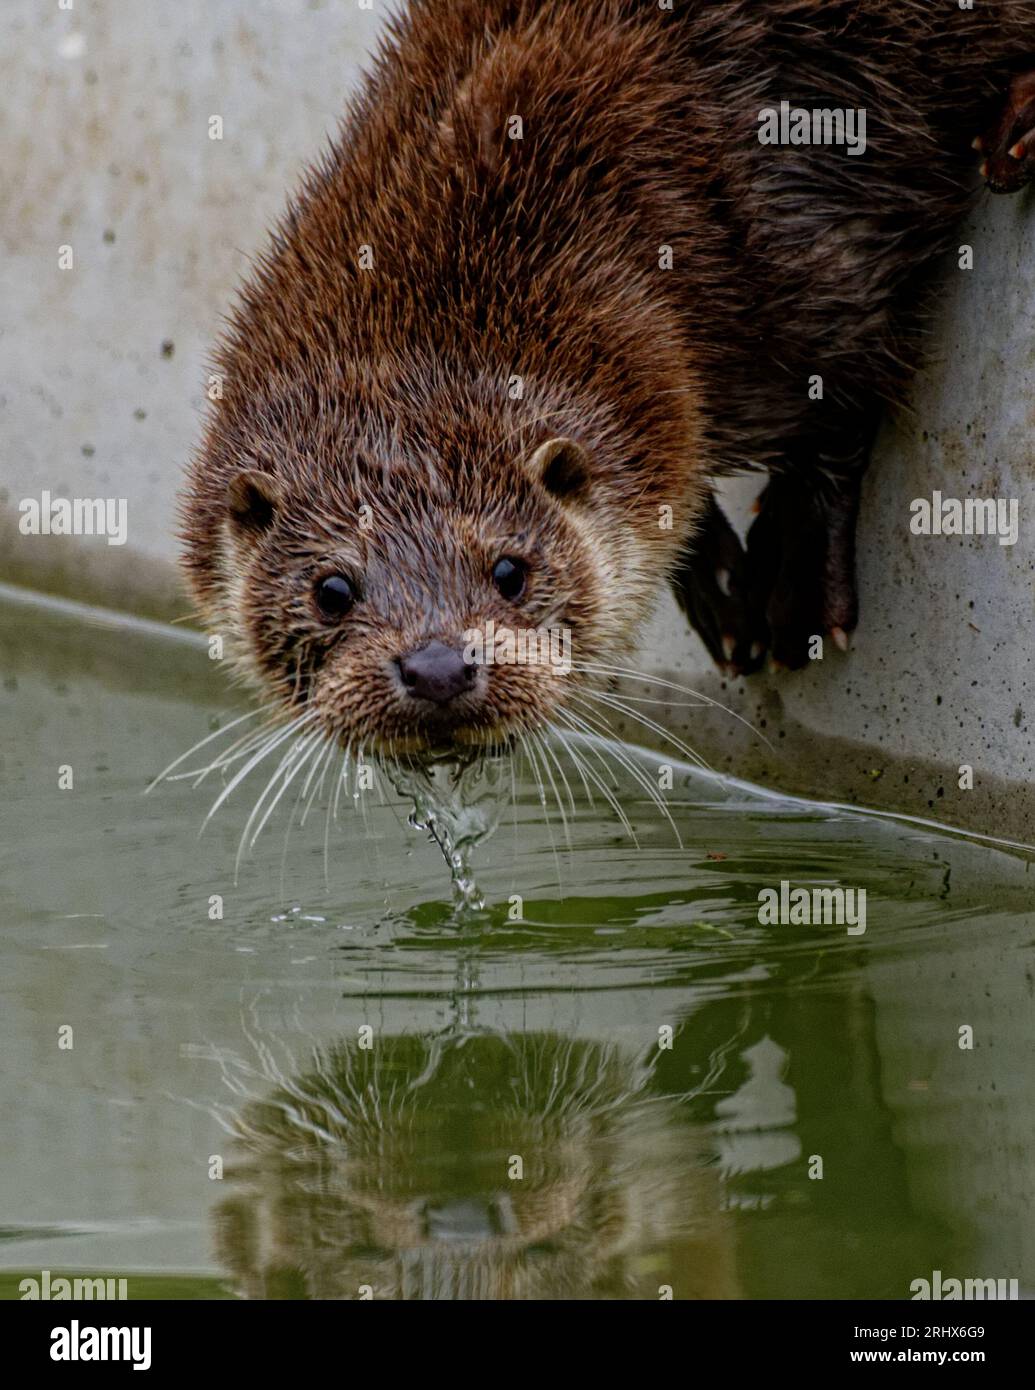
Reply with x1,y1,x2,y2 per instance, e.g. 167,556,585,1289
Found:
396,641,476,704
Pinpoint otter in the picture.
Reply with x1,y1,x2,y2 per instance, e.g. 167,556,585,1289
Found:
181,0,1035,765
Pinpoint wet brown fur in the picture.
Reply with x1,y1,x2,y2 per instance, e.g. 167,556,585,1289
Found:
181,0,1035,755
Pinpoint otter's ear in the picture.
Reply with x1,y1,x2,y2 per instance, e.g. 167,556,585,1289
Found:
528,437,592,504
226,469,282,537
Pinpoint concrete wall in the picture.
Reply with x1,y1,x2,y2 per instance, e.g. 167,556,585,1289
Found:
0,0,379,618
2,0,1033,837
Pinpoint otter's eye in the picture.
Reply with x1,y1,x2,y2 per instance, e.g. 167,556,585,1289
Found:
492,556,527,601
315,574,357,619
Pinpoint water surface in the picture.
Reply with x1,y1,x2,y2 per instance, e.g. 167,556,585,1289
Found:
2,589,1033,1299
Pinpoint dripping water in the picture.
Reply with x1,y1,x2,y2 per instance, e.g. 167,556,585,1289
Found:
388,754,506,913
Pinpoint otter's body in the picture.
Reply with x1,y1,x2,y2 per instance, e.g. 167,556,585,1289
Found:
182,0,1035,753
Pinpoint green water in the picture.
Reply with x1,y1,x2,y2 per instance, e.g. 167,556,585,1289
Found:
1,588,1033,1300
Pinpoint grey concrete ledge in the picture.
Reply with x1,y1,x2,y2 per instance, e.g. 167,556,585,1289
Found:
0,508,189,626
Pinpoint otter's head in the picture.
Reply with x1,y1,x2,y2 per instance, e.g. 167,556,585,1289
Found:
181,372,672,761
179,3,713,768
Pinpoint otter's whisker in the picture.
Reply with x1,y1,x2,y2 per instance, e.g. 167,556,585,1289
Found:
539,727,579,819
593,691,713,710
577,689,713,783
182,727,279,787
561,705,634,792
299,737,336,829
279,736,329,898
201,711,319,832
548,711,639,848
323,751,343,886
145,707,265,793
573,661,773,752
225,722,312,855
531,730,574,853
323,746,352,882
530,729,570,848
521,733,565,892
555,701,625,796
552,711,641,844
246,729,324,854
235,728,324,881
236,734,311,858
508,747,521,862
546,719,595,811
356,744,372,837
181,714,294,787
557,703,684,848
575,686,715,775
371,755,389,808
332,749,351,824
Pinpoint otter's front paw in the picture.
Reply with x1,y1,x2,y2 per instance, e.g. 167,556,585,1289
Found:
745,476,859,671
977,71,1035,194
671,493,768,676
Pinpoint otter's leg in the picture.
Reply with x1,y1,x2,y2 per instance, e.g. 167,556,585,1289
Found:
744,470,862,672
670,491,768,676
978,70,1035,194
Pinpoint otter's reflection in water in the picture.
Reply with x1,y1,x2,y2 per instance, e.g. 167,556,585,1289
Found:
213,1031,738,1300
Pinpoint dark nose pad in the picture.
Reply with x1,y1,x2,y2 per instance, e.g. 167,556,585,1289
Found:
396,641,477,705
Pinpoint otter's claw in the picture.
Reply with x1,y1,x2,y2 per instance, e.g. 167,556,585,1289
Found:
979,71,1035,194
